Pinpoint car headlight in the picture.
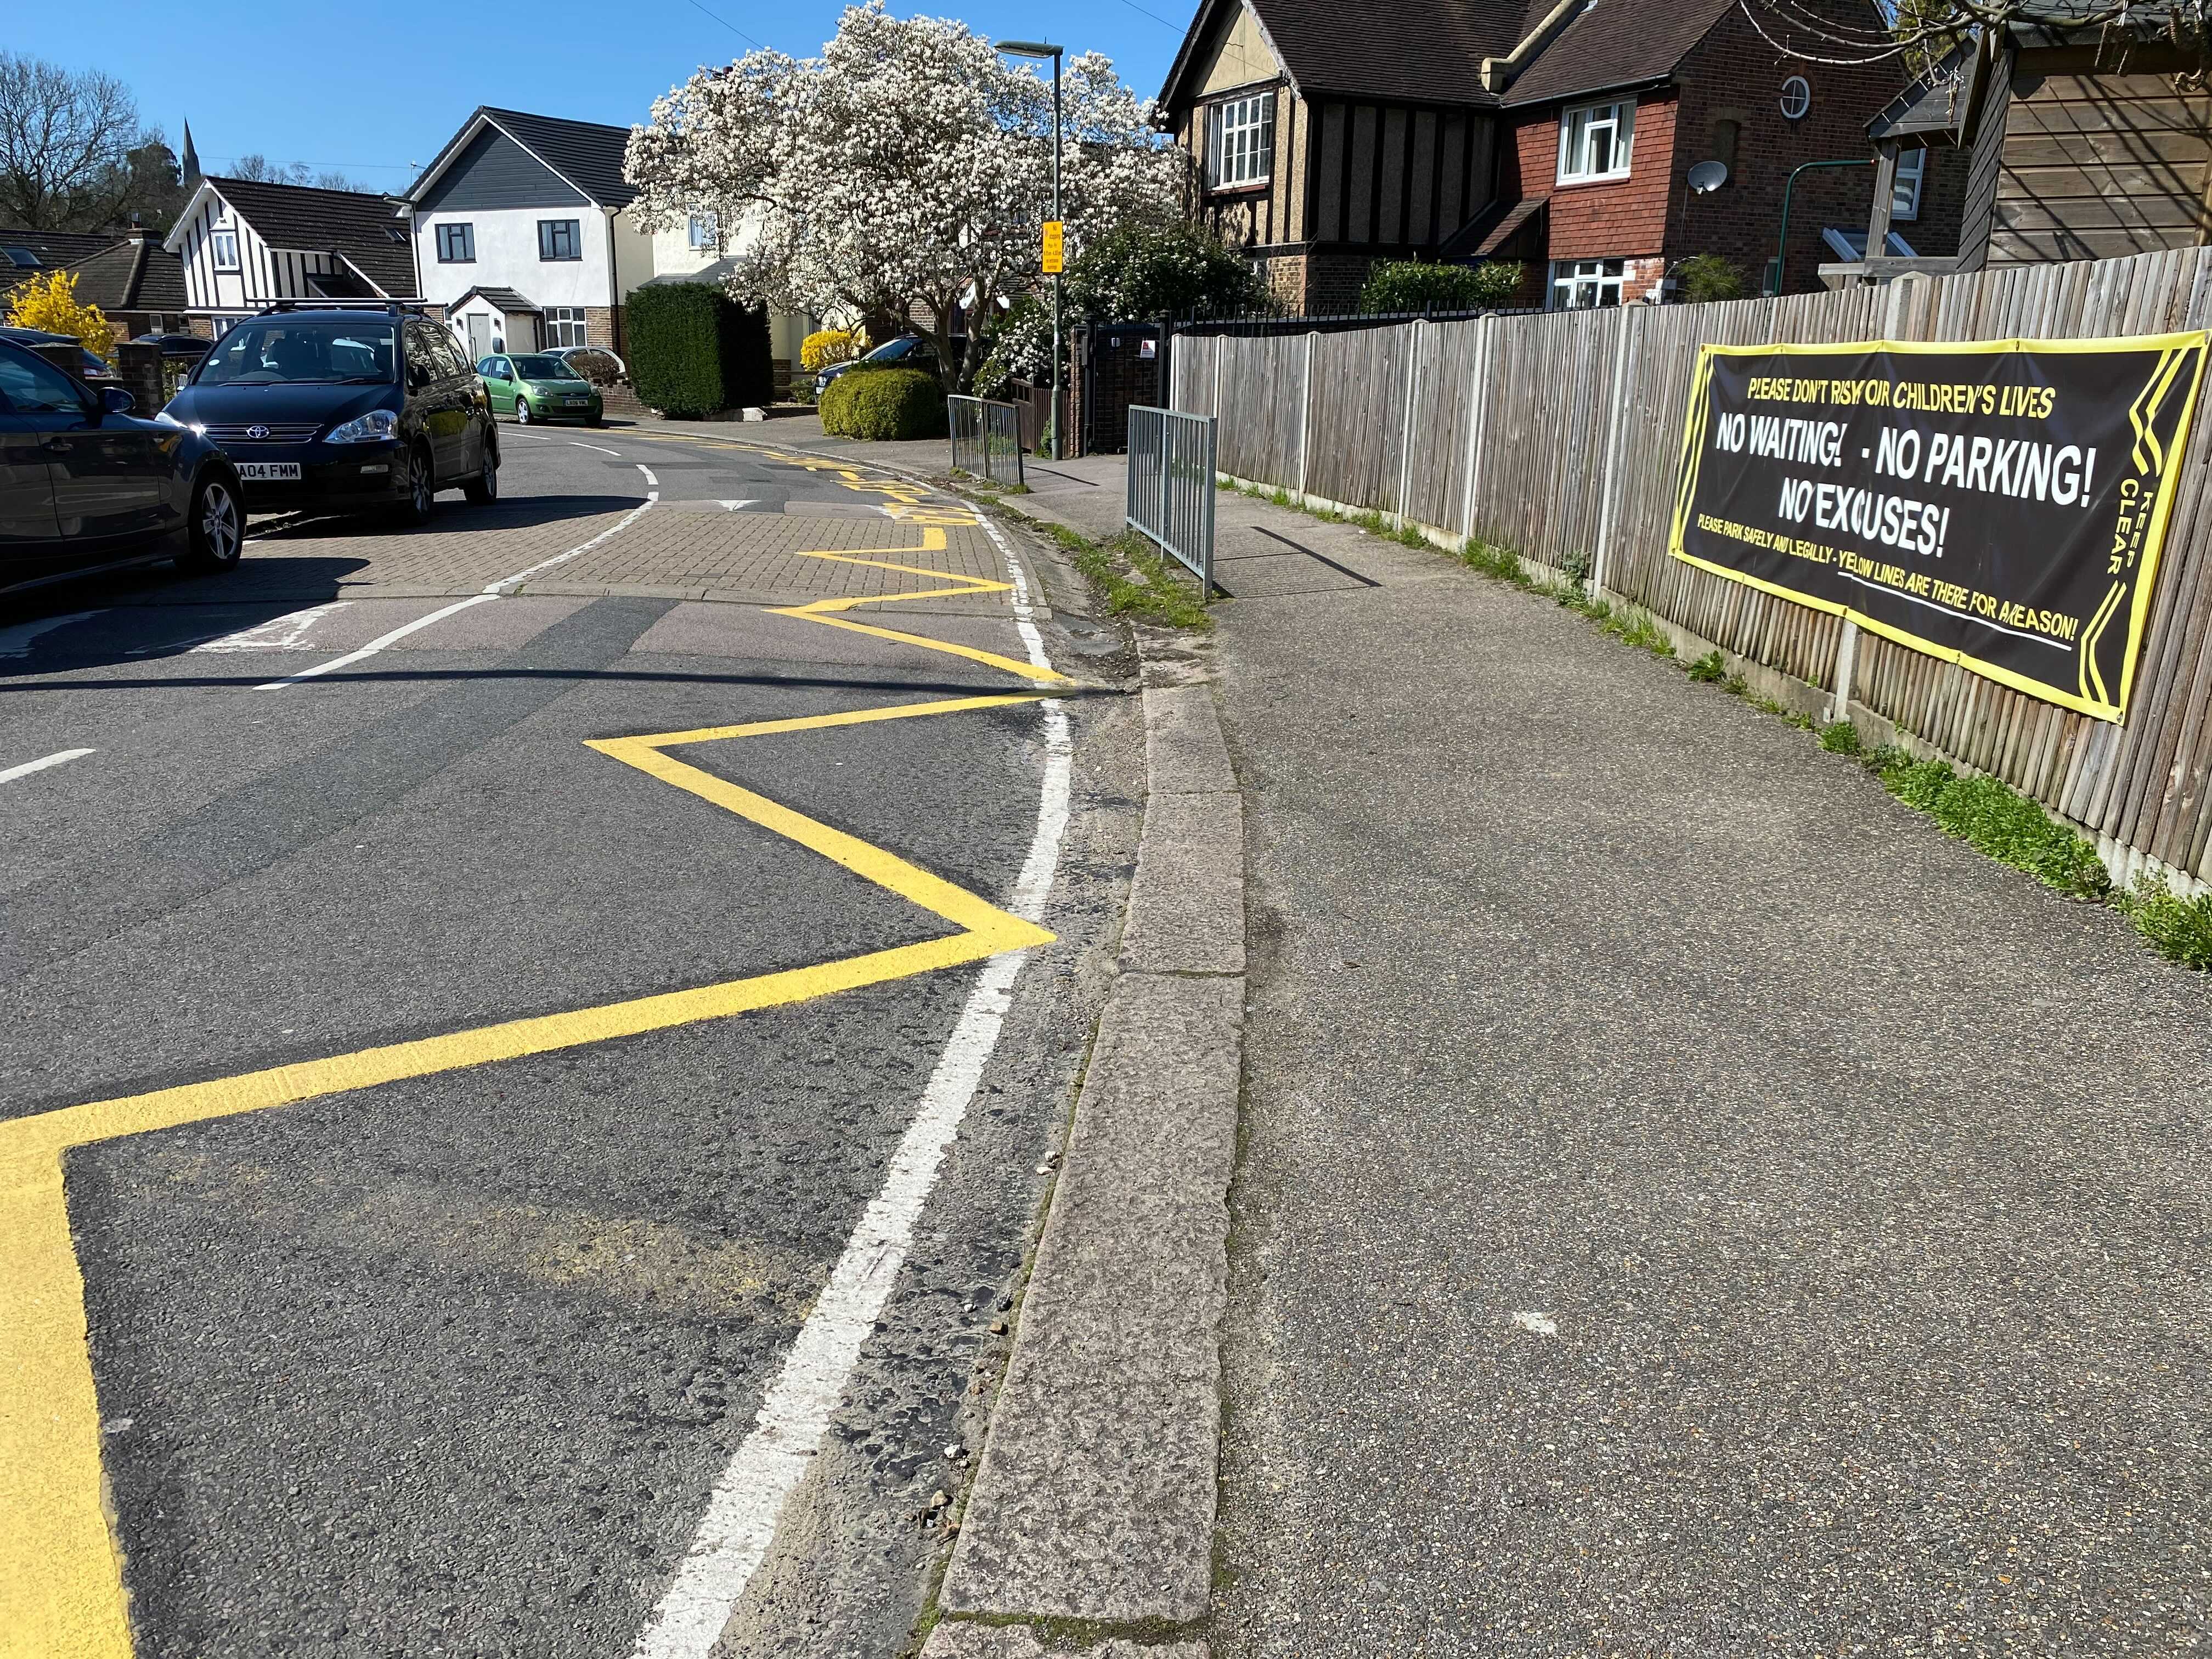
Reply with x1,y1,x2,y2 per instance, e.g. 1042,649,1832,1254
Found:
154,409,206,433
326,408,400,443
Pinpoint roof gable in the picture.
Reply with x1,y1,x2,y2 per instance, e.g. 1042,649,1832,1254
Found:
415,122,589,213
407,107,637,211
1164,0,1523,111
166,177,417,297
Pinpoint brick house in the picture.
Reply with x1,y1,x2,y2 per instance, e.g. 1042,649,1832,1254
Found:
1475,0,1965,304
1160,0,1965,310
1,228,189,341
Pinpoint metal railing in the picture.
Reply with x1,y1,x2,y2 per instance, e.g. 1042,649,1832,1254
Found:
1126,405,1217,596
947,394,1025,489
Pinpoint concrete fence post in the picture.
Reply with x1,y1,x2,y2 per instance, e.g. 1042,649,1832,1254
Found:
1459,319,1493,545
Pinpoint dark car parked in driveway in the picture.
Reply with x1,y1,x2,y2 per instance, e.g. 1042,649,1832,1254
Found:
0,336,242,597
1,325,117,383
159,304,498,525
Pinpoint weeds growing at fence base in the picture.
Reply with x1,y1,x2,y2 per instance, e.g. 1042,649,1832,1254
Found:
2117,878,2212,970
984,499,1211,631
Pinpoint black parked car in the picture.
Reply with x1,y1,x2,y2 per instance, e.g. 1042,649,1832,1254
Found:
0,336,242,597
1,325,117,382
159,304,498,524
814,334,941,399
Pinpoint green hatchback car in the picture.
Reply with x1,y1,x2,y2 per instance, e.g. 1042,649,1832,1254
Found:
475,352,604,426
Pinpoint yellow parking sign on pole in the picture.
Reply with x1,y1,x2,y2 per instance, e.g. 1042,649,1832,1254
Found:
1041,221,1064,274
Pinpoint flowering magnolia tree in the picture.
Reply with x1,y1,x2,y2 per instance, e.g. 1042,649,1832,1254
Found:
624,1,1184,389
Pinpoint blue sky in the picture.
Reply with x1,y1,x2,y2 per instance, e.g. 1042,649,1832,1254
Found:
26,1,1191,192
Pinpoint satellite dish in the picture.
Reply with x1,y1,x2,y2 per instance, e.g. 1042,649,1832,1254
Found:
1688,160,1729,194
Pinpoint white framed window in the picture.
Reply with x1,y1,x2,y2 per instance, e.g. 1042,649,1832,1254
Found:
688,212,719,249
210,229,240,272
1780,76,1812,120
1204,92,1276,189
1557,100,1634,183
544,306,588,348
1891,148,1925,222
1549,257,1624,309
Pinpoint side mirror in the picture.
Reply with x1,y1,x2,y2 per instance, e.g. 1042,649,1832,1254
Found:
101,385,137,416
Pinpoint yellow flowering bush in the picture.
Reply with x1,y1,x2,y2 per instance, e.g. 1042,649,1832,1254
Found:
4,269,116,359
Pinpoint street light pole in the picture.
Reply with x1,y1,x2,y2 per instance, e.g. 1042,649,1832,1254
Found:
1001,40,1066,460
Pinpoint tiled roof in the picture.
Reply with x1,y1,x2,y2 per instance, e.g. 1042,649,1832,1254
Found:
481,108,638,208
453,285,543,312
1164,0,1529,109
208,176,416,296
1502,0,1740,106
1440,193,1549,258
57,236,187,312
0,228,116,270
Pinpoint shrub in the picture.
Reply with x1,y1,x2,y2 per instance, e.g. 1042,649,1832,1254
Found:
561,346,624,386
1677,255,1747,304
624,283,772,417
1358,259,1522,315
801,328,864,373
819,366,947,441
5,268,115,357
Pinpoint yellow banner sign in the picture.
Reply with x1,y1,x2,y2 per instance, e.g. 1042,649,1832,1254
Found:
1041,221,1064,274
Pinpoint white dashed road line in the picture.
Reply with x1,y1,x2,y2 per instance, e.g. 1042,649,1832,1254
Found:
258,489,661,689
637,464,658,487
629,504,1071,1659
571,441,623,456
0,748,95,786
0,612,99,659
188,601,353,653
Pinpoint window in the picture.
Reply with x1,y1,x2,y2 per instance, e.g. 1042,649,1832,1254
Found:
1557,100,1633,183
435,222,476,262
0,348,89,414
209,229,240,272
1891,148,1926,222
1779,76,1812,120
544,306,588,347
1550,258,1624,309
196,319,398,385
1204,92,1276,189
538,218,582,261
688,212,719,249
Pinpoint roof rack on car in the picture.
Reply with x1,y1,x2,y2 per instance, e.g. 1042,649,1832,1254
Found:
258,300,433,315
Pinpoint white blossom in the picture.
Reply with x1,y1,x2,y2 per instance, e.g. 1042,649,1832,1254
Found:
624,2,1184,385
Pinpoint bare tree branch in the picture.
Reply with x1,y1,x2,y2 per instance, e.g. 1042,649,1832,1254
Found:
0,52,142,229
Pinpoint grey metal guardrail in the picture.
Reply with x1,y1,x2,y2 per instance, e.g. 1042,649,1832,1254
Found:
1125,405,1217,597
947,394,1025,489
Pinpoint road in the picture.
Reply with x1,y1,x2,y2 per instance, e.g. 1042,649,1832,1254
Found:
0,426,1139,1659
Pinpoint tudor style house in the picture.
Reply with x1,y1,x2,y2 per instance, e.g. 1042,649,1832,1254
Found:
402,107,654,360
163,176,420,335
1161,0,1965,309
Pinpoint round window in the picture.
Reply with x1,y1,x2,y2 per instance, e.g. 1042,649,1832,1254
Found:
1779,75,1811,120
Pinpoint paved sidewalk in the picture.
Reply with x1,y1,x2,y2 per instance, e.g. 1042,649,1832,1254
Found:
1208,496,2212,1653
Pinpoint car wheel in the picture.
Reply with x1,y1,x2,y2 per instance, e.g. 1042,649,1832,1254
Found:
514,399,533,426
390,443,436,528
179,472,243,572
463,438,499,505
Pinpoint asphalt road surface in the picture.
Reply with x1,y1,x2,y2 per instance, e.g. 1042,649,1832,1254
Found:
0,426,1139,1659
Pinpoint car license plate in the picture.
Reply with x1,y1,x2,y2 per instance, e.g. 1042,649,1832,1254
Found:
564,398,588,407
235,461,301,482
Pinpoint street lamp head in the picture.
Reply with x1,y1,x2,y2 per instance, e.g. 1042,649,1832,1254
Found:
998,39,1064,58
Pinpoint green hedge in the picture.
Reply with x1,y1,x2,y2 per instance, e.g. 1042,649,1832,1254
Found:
625,283,772,417
819,366,947,441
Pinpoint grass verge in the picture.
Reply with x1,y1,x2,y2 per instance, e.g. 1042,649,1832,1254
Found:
988,501,1212,631
1217,472,2210,970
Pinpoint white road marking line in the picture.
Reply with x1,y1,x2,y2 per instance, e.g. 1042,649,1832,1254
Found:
572,441,622,456
637,464,658,487
0,611,98,659
0,747,94,786
630,501,1069,1659
188,601,353,653
257,490,661,687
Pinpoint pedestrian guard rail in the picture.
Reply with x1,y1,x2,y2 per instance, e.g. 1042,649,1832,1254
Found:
1126,404,1217,597
947,394,1025,489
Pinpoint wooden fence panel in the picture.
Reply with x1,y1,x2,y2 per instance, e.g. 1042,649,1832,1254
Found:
1170,246,2212,882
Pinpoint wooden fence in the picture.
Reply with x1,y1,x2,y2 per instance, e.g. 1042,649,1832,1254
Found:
1171,247,2212,894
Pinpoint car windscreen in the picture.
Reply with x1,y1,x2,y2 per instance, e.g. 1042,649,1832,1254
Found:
511,354,578,381
867,338,918,361
194,320,398,386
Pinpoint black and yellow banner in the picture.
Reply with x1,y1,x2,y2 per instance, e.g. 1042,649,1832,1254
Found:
1667,334,2208,721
